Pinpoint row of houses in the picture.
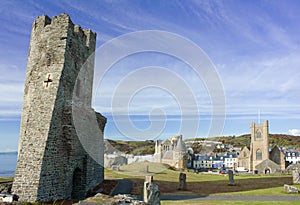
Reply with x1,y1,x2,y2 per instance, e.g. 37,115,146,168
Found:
188,152,238,170
188,149,300,171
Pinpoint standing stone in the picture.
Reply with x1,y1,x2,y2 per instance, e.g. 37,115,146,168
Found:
143,176,160,205
178,173,187,190
12,14,106,202
228,170,235,186
145,165,149,173
143,176,153,202
292,168,300,184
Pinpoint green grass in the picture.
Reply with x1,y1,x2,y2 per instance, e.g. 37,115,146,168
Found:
106,163,295,197
106,163,288,182
161,201,300,205
221,184,300,195
0,177,13,183
105,162,171,178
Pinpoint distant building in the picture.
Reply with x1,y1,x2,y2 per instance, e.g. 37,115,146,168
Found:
192,152,237,170
193,156,213,169
269,145,285,170
223,153,238,169
237,120,285,174
250,120,270,171
285,151,300,165
237,146,251,171
154,135,187,169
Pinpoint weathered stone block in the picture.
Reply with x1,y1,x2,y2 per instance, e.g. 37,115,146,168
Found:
284,184,299,193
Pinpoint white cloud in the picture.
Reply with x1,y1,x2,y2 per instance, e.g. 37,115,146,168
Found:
288,129,300,136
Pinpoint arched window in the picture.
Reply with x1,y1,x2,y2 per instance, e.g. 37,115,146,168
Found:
256,149,262,160
256,130,262,140
243,152,247,157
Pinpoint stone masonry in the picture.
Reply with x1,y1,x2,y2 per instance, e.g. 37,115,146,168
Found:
250,120,269,172
12,14,106,202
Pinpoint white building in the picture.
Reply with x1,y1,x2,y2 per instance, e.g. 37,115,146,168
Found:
285,151,300,165
223,153,237,169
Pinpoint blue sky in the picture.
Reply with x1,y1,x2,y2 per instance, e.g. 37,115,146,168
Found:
1,0,300,151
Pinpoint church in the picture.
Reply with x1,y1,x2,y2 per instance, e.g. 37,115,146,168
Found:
153,135,188,169
238,120,285,174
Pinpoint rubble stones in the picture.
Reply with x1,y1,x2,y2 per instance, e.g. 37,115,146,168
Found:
284,184,299,193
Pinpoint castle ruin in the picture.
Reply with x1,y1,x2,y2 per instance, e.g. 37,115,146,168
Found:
12,14,106,202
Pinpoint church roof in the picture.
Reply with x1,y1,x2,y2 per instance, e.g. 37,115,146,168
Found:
174,136,186,151
162,150,174,160
270,145,285,155
255,158,280,170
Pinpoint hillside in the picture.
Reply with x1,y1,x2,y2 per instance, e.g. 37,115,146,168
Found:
105,133,300,155
105,139,155,155
210,134,300,149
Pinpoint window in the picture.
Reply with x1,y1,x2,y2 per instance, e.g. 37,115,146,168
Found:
256,130,262,140
244,152,247,157
256,149,262,160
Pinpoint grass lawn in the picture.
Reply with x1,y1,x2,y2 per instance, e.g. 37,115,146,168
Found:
222,184,300,195
105,162,295,196
161,201,300,205
0,177,13,183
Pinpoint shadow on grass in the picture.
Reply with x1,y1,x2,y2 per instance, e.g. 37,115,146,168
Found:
130,176,292,197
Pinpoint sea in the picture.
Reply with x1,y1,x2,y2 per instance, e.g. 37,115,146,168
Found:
0,152,17,177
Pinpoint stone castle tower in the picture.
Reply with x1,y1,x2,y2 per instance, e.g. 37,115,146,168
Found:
250,120,269,172
12,14,106,202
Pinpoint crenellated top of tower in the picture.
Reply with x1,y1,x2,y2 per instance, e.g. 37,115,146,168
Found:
32,14,96,48
251,120,269,128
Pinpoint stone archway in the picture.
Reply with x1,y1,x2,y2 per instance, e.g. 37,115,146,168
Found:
71,168,85,200
265,168,271,174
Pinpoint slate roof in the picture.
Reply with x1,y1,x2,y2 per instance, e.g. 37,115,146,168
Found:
174,136,186,151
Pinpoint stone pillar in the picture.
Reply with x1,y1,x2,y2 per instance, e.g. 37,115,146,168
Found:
143,176,153,203
143,176,160,205
228,170,235,186
178,173,187,190
292,168,300,184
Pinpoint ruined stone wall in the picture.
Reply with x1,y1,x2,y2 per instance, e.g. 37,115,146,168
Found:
12,14,106,202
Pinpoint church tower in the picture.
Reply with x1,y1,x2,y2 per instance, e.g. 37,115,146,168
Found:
250,120,269,172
